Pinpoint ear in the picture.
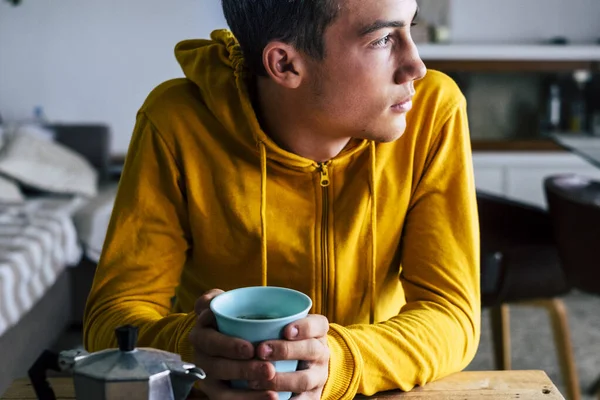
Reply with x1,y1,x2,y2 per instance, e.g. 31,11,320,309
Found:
262,41,306,89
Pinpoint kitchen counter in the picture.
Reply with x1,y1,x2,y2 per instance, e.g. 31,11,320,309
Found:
471,139,565,152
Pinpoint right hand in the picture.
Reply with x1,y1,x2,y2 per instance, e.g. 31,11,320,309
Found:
188,289,279,400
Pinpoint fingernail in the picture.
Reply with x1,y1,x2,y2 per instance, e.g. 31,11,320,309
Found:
289,326,299,338
262,344,273,359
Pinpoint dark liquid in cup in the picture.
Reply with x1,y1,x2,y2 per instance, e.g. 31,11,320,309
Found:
238,314,279,320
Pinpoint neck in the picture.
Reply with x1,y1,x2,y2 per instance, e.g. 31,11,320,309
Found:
253,77,351,163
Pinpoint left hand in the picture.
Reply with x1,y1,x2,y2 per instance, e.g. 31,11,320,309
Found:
248,314,330,399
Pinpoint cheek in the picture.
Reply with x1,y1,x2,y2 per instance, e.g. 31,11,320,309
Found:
315,56,394,125
327,51,387,91
326,71,389,113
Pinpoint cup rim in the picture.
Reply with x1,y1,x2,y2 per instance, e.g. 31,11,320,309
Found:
209,286,312,324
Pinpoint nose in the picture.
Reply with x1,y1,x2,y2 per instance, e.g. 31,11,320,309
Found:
394,39,427,85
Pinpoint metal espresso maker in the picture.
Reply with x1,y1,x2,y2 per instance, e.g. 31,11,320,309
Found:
28,325,206,400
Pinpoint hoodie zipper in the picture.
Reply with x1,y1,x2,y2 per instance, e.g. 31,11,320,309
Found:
318,162,331,316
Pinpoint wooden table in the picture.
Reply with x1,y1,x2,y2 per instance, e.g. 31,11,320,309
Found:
2,370,564,399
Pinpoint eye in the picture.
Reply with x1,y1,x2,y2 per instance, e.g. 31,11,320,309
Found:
372,34,392,49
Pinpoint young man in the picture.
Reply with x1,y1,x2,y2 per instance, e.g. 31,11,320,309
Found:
84,0,481,399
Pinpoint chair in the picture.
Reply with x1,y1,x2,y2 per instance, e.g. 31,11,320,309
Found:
477,191,580,400
544,175,600,399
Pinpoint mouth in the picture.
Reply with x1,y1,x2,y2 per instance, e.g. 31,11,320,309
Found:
391,97,413,113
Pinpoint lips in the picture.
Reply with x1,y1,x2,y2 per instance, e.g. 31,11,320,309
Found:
391,97,413,113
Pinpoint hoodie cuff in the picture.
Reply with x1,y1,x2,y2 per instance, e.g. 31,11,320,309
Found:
177,312,199,363
322,324,363,400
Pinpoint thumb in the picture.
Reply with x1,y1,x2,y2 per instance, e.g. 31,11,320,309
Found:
194,289,225,315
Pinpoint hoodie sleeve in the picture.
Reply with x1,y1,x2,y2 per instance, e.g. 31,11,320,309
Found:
322,98,481,399
83,112,198,357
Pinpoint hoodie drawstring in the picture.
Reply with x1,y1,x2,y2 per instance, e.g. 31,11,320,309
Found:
259,142,268,286
369,141,377,325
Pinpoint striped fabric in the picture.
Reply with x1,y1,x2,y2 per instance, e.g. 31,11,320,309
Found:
0,197,83,337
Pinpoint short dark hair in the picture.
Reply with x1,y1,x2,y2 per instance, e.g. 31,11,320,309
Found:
221,0,341,76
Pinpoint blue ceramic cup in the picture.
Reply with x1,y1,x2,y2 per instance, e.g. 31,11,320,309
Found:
210,286,312,400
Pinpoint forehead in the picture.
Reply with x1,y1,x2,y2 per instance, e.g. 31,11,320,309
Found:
335,0,418,33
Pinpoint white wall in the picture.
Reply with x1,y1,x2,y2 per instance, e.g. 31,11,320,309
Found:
1,0,599,155
451,0,600,44
0,0,227,154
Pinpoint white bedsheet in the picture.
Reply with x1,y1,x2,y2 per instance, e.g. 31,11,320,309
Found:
0,197,83,337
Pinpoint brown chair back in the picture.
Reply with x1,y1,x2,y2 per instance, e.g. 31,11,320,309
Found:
477,191,568,306
544,174,600,294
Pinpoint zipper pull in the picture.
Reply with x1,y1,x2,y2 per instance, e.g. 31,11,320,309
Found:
319,163,330,187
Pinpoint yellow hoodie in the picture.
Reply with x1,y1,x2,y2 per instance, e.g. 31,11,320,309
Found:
84,30,480,399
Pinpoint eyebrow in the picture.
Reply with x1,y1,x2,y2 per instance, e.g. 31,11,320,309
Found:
358,6,420,37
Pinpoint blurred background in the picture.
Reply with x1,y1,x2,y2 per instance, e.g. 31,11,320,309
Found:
1,0,599,156
0,1,599,400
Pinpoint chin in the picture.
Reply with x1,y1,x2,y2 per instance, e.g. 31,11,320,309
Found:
379,129,406,143
351,114,408,143
358,129,405,143
368,120,407,143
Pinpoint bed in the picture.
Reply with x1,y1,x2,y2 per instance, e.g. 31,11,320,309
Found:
0,124,117,395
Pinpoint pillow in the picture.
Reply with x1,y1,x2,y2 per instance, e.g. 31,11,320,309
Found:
0,174,24,203
0,131,98,197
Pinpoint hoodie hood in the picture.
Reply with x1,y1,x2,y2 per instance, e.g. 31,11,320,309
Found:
174,29,369,170
175,30,315,170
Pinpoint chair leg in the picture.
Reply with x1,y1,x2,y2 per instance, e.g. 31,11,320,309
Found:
537,298,581,400
589,374,600,398
490,304,511,370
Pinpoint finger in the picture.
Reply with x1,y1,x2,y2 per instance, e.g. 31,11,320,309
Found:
249,368,327,393
198,355,276,381
283,315,329,341
257,338,327,362
194,289,225,314
197,309,217,328
199,379,278,400
191,326,255,360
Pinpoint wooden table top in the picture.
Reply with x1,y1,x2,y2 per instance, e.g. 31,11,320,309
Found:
2,370,564,399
